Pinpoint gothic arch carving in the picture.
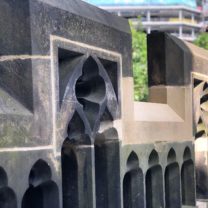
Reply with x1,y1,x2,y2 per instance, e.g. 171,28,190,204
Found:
181,147,195,206
165,148,181,208
146,149,164,208
22,160,59,208
123,151,144,208
0,167,17,208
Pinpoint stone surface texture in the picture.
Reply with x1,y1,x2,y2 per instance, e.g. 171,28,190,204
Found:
187,41,208,205
0,1,199,208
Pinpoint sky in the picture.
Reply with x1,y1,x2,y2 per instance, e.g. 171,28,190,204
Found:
84,0,197,8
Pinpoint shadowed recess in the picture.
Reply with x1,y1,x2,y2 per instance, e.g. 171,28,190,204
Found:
127,151,139,171
0,167,17,208
194,78,203,88
22,160,59,208
148,149,159,166
167,148,176,164
98,58,119,99
181,159,195,206
165,163,181,208
95,127,119,144
123,152,144,208
67,111,85,137
67,111,91,145
0,167,7,188
123,168,144,208
95,129,121,208
80,101,100,130
183,147,192,161
61,138,78,208
99,107,113,133
75,56,106,103
29,159,51,187
146,165,164,208
196,117,206,139
75,56,106,129
200,83,208,104
58,48,83,107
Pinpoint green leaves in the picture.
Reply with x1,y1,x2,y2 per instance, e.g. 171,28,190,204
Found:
194,33,208,50
130,20,148,101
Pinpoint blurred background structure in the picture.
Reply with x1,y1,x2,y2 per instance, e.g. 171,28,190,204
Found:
83,1,208,208
83,0,208,103
84,0,208,42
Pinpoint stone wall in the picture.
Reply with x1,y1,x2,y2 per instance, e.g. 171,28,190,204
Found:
0,0,198,208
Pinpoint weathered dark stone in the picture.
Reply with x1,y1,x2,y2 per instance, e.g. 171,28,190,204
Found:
0,1,198,208
147,31,192,86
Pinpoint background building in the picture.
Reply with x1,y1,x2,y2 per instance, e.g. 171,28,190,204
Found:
84,0,202,41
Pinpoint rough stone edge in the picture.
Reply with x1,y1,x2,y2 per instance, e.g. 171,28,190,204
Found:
37,0,131,34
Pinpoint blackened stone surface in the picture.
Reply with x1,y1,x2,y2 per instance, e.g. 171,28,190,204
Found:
95,140,121,208
0,149,62,208
165,163,181,208
0,0,131,148
0,60,33,111
0,0,31,55
0,0,132,76
36,0,129,33
0,1,197,208
120,142,195,208
52,37,122,152
0,0,132,207
148,32,192,86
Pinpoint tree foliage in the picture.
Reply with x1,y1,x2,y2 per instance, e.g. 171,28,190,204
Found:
130,21,148,101
194,33,208,50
